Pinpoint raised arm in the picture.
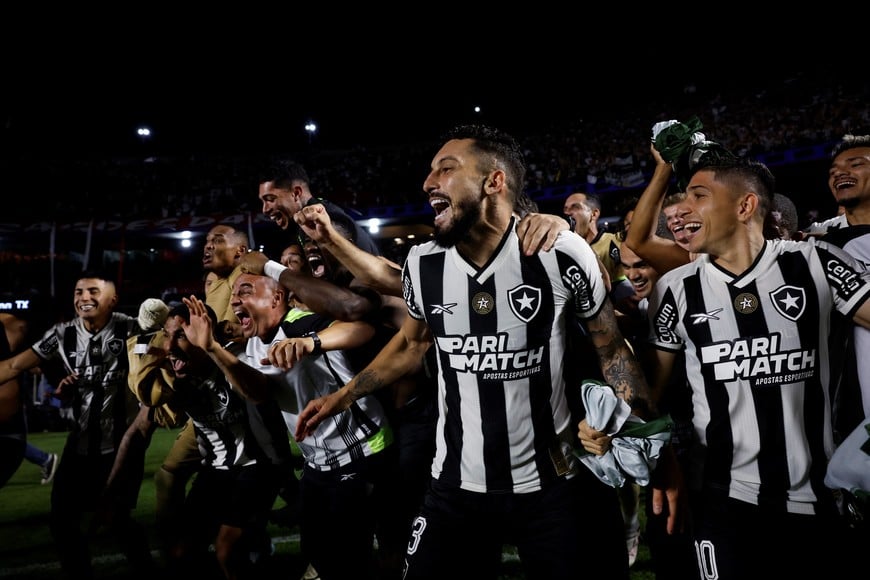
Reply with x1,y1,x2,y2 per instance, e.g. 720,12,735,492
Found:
241,250,384,322
295,314,433,440
623,144,689,273
295,204,403,297
182,295,274,403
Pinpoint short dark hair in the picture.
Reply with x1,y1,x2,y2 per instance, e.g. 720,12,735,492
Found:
328,212,357,244
441,124,527,203
831,134,870,158
259,160,311,190
580,192,602,213
690,156,776,217
77,270,116,285
167,302,219,336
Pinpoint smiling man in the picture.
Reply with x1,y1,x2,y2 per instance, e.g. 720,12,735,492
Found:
257,160,381,257
636,155,870,579
295,124,650,579
0,271,151,580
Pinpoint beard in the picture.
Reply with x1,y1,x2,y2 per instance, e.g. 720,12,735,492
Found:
433,187,484,248
838,196,861,209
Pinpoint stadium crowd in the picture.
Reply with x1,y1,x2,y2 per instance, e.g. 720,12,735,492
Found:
2,69,867,226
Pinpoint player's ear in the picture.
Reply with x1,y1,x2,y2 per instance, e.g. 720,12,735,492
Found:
485,170,505,194
739,191,759,222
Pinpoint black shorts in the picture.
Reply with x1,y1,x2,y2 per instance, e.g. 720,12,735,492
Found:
403,468,628,580
185,463,278,530
692,493,855,579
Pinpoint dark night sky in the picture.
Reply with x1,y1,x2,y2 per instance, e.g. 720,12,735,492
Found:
5,44,818,162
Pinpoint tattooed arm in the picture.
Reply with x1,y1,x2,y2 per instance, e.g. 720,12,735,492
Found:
294,314,433,440
583,299,655,417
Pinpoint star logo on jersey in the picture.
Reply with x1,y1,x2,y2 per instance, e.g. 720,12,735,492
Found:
216,385,230,407
689,308,723,325
429,303,457,315
508,285,541,323
770,285,806,321
472,292,494,315
108,338,125,356
734,292,759,314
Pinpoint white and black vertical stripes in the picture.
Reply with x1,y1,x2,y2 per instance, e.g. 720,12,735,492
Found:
176,374,260,470
403,223,607,494
648,238,870,514
33,313,139,456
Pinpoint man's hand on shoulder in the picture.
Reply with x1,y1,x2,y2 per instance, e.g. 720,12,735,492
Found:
517,212,569,255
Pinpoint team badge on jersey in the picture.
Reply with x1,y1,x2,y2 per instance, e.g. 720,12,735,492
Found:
770,285,806,321
508,285,541,322
472,292,494,315
734,292,759,314
216,384,230,408
108,338,125,356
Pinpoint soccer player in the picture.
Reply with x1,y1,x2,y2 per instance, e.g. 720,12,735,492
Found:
616,154,870,579
804,134,870,435
295,124,651,579
0,271,154,580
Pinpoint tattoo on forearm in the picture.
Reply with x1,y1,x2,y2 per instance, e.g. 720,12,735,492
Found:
350,369,385,399
586,303,653,416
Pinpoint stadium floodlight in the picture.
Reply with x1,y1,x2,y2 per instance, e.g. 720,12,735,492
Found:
305,122,317,144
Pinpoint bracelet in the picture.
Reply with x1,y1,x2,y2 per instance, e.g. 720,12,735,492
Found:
307,332,323,355
263,260,287,282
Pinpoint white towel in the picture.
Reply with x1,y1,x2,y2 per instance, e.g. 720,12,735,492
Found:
576,380,672,488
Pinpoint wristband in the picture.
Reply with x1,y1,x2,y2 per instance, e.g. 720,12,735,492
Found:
263,260,287,282
307,332,323,355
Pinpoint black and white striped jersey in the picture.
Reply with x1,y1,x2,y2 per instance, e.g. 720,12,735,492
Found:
811,223,870,431
648,238,870,514
402,219,607,494
172,369,261,470
32,313,140,456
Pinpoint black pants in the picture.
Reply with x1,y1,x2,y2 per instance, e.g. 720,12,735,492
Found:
692,493,855,580
49,442,154,580
300,448,400,580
